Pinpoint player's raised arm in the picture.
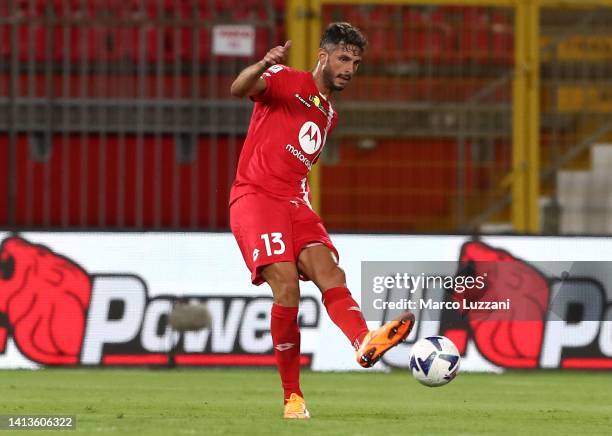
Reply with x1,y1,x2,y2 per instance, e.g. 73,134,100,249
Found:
230,40,291,98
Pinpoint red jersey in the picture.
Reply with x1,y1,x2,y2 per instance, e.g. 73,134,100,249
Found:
229,65,338,206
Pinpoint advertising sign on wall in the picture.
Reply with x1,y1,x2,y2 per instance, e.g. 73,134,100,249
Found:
0,232,610,371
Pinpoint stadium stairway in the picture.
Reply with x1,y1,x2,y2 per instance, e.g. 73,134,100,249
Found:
557,144,612,234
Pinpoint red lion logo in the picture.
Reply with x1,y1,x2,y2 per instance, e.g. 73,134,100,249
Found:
454,240,550,368
0,237,92,364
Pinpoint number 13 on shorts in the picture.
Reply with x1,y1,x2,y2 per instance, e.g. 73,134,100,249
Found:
261,233,286,256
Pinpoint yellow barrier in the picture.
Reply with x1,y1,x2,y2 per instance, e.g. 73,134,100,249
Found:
558,87,612,113
542,36,612,62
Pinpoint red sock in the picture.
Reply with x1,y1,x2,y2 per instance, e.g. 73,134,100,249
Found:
271,304,303,403
322,287,369,350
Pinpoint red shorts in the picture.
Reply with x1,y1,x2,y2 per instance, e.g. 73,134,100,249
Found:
230,193,338,285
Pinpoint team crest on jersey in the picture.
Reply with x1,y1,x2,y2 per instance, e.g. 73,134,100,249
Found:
309,95,329,116
298,122,322,154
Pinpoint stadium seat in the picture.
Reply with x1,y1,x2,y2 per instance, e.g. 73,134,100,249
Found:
233,0,268,21
322,139,456,231
256,28,272,59
132,1,191,63
272,0,284,15
400,8,424,62
0,135,7,225
273,22,286,50
7,133,242,229
0,3,9,59
490,11,513,65
15,14,47,62
401,7,454,64
0,26,8,61
461,8,491,64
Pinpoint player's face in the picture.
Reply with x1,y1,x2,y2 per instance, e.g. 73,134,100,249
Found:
321,44,362,92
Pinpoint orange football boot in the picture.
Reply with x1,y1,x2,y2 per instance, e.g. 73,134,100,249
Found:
283,393,311,419
356,311,415,368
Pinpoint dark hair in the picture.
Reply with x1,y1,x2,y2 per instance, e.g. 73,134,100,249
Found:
319,22,367,52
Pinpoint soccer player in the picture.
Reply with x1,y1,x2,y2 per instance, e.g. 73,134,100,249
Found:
229,23,414,419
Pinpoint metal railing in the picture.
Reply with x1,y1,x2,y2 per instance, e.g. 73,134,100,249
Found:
0,0,282,229
295,0,612,234
3,0,612,234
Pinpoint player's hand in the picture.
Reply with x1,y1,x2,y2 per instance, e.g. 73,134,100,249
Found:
261,40,291,69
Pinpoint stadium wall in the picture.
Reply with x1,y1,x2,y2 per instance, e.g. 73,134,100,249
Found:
0,232,611,371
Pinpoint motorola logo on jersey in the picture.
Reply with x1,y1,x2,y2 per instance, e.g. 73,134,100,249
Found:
285,144,312,170
298,121,322,154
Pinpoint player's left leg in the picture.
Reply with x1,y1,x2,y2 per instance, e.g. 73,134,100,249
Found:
297,245,369,349
292,202,415,367
298,244,415,368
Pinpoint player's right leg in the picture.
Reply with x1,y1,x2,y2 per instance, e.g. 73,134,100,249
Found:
261,262,310,419
229,194,309,418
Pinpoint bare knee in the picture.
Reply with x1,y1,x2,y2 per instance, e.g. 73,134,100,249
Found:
262,264,300,307
297,245,346,291
314,265,346,291
273,279,300,306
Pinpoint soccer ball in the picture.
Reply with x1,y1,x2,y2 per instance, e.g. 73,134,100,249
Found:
409,336,460,387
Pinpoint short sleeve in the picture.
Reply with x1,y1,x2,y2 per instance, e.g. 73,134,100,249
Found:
251,64,293,103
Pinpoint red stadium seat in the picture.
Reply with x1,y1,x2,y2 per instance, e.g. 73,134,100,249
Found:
0,27,8,61
0,135,7,225
491,11,513,65
401,8,423,62
273,0,285,15
256,27,271,59
459,8,490,64
136,0,194,63
403,7,451,63
7,133,242,229
11,0,48,62
321,139,457,231
216,0,267,21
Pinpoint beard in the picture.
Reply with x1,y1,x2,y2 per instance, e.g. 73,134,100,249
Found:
323,65,345,92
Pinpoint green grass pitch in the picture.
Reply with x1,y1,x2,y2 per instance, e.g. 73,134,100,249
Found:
1,369,611,435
